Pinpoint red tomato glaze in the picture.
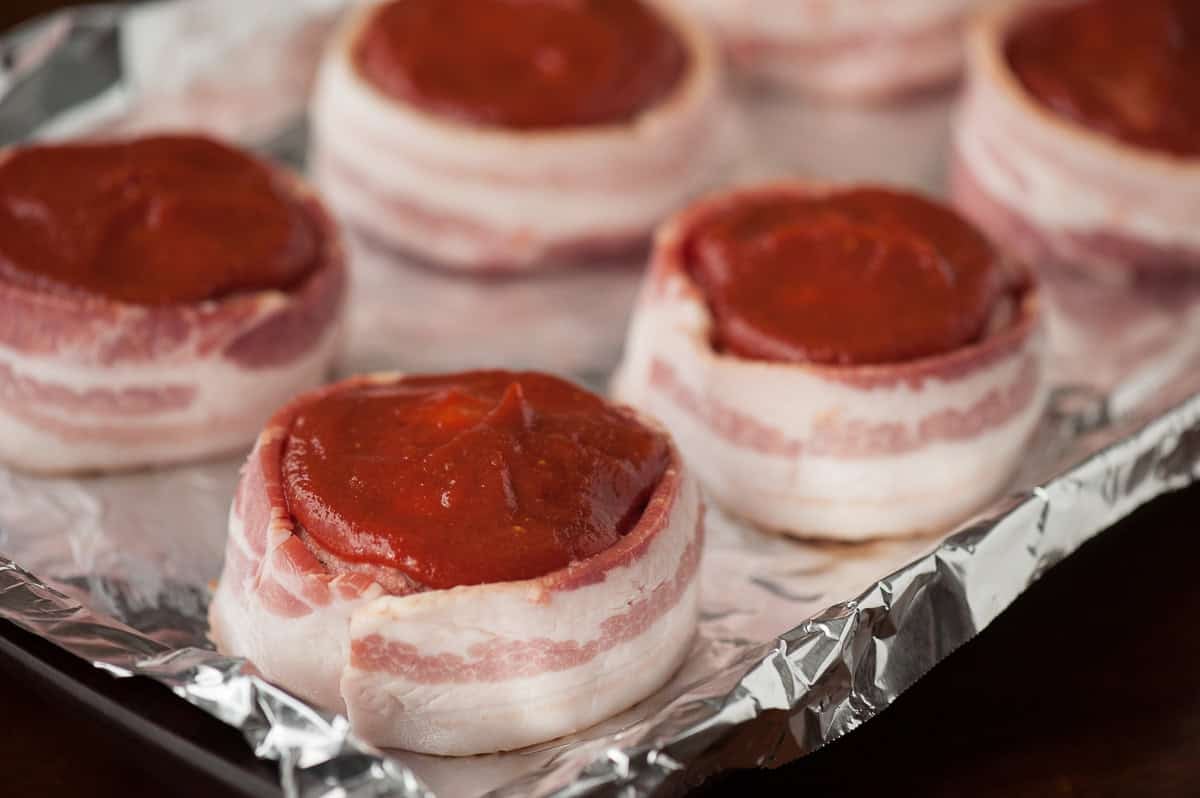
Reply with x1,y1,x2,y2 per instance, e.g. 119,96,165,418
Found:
687,188,1006,366
1007,0,1200,157
0,135,318,305
281,371,671,590
353,0,689,130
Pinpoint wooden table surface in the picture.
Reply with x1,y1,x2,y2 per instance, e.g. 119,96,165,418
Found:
2,2,1198,796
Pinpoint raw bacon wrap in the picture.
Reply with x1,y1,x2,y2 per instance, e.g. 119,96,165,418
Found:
678,0,982,99
208,374,704,756
308,0,734,271
0,173,345,474
612,184,1049,540
950,0,1200,278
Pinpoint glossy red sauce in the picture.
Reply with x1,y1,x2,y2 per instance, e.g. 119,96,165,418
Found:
1007,0,1200,157
687,188,1006,365
353,0,689,130
281,371,670,590
0,135,318,305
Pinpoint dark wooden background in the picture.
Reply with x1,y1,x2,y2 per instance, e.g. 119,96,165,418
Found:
2,2,1198,795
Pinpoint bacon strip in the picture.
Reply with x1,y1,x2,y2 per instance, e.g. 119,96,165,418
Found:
679,0,982,99
953,151,1200,389
208,376,703,755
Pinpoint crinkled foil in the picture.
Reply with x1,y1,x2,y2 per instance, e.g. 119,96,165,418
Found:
1,3,1199,797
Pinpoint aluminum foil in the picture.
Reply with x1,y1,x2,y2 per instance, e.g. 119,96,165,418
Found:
1,2,1199,797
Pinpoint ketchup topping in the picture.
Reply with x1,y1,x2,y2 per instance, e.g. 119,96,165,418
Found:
687,188,1006,366
0,135,318,305
281,371,670,590
353,0,689,130
1007,0,1200,157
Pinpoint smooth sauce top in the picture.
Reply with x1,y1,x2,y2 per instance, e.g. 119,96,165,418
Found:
281,371,670,590
0,135,318,305
353,0,689,130
687,188,1006,366
1007,0,1200,157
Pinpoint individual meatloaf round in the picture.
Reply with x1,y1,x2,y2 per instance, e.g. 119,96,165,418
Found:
209,370,703,755
677,0,986,99
0,134,345,473
951,0,1200,278
613,183,1048,540
309,0,734,270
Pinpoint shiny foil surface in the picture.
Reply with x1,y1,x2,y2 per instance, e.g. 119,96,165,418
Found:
1,2,1199,797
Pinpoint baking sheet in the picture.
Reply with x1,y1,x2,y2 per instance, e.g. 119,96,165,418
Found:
1,2,1199,797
